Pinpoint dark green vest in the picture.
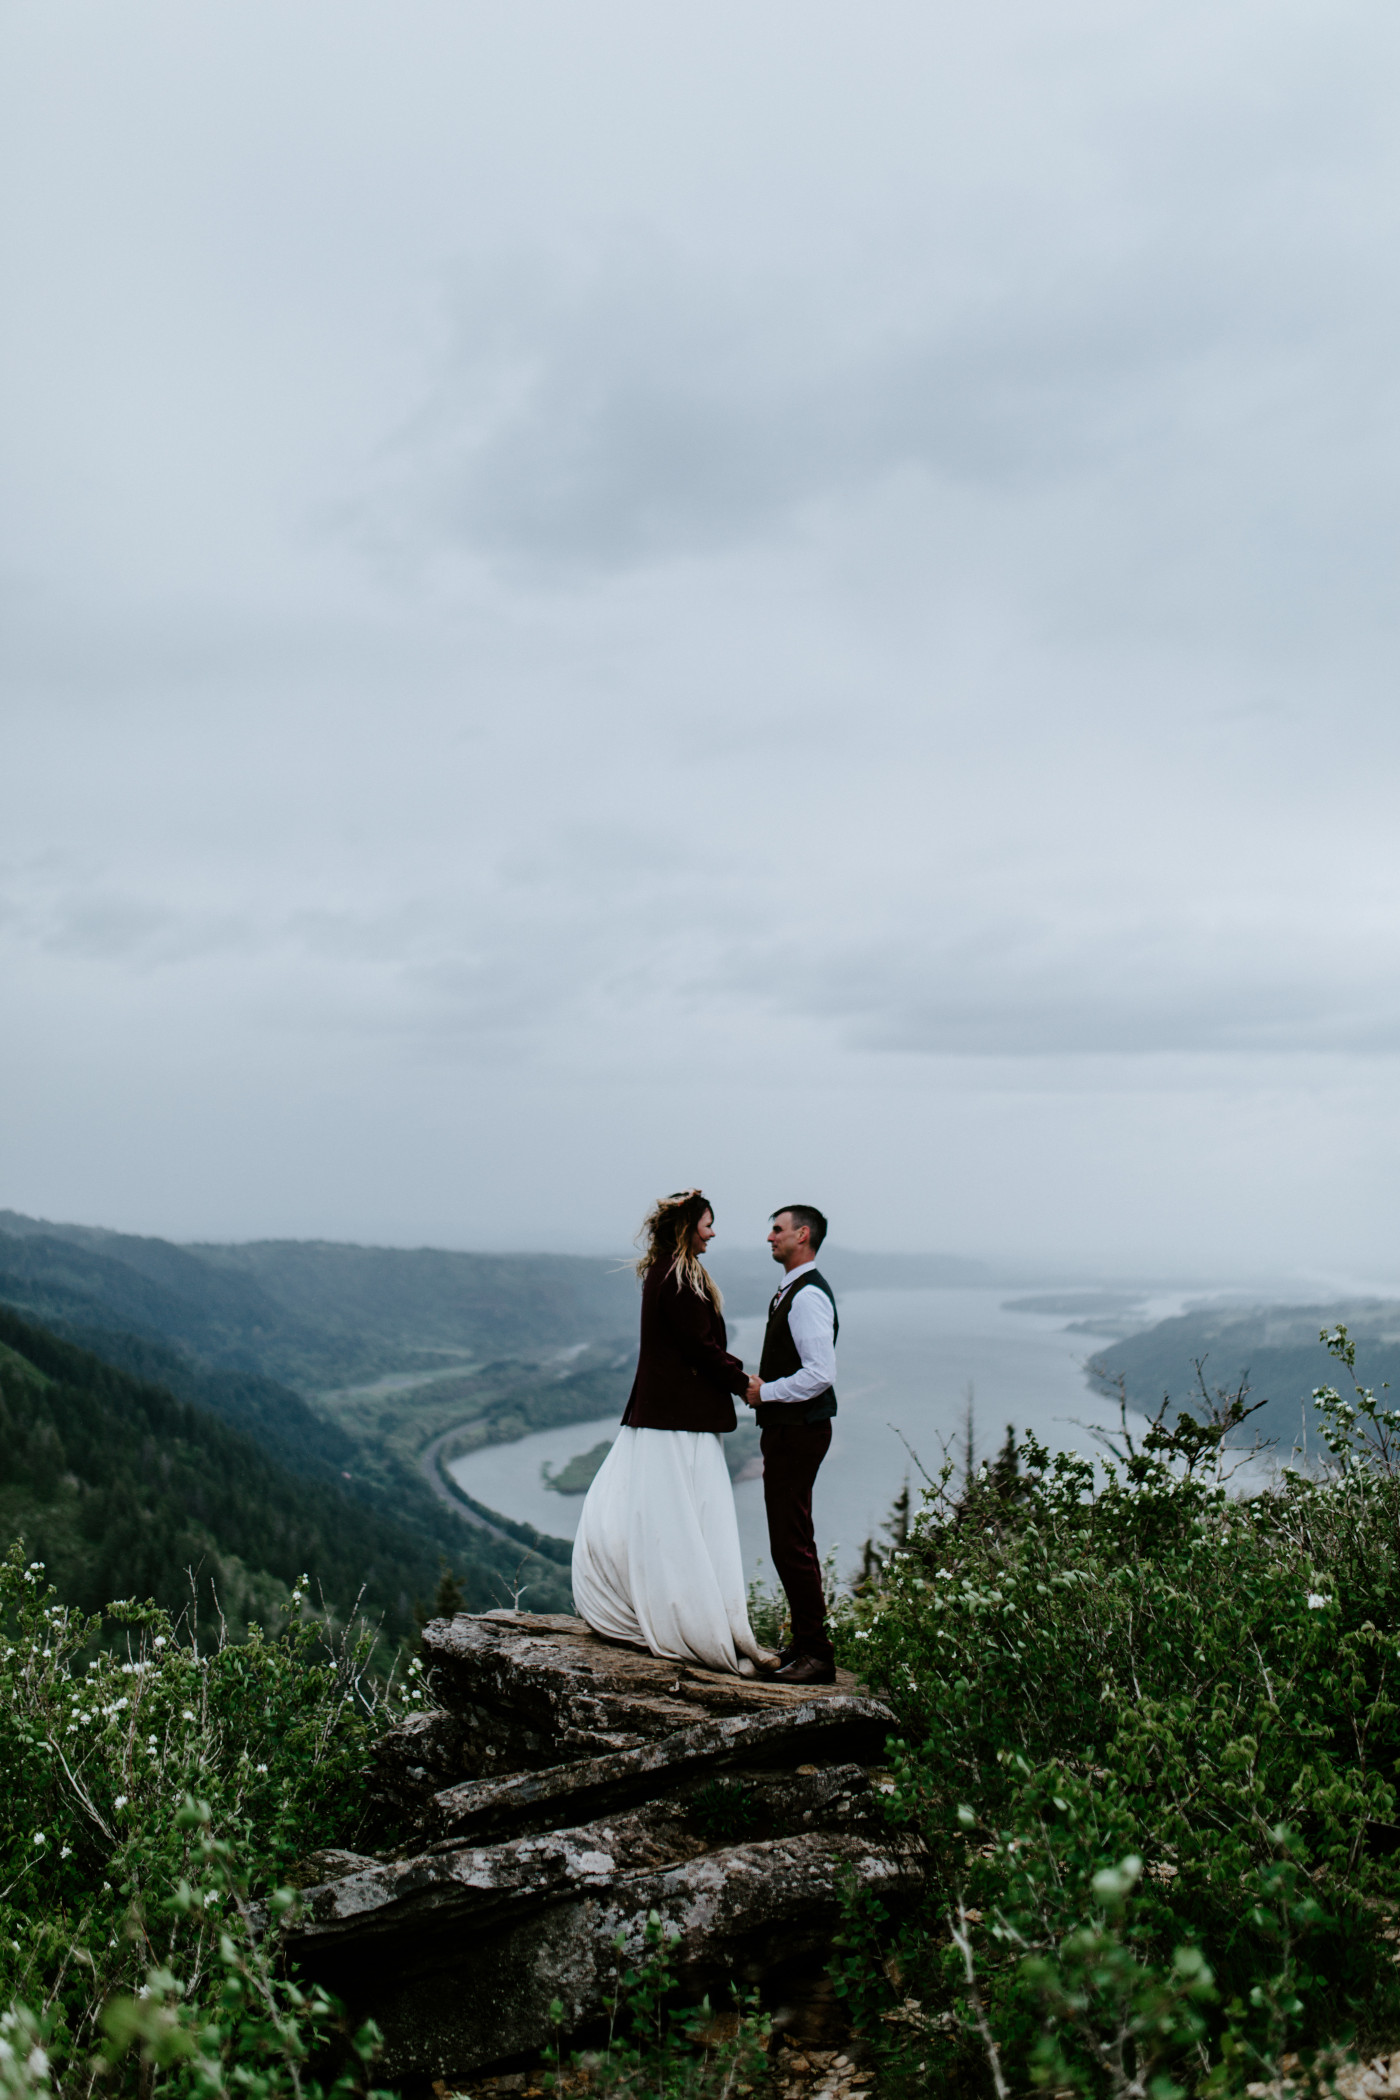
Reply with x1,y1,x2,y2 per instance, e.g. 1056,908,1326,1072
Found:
756,1269,838,1426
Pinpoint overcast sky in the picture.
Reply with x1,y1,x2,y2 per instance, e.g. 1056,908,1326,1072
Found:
4,0,1400,1277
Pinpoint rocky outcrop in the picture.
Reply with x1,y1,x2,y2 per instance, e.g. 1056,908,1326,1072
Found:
283,1611,920,2081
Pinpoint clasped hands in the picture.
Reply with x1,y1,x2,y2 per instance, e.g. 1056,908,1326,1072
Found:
743,1374,763,1408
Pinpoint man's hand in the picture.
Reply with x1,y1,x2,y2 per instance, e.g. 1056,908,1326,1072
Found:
745,1375,763,1407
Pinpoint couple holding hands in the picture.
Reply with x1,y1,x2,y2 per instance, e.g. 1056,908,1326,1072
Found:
571,1188,839,1685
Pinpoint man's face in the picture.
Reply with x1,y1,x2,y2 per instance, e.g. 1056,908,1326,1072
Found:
767,1211,810,1267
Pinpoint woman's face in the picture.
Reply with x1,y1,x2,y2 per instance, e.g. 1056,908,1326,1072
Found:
694,1209,715,1252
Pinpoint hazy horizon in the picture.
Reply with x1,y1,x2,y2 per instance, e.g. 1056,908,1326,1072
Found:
5,1198,1395,1306
7,2,1400,1281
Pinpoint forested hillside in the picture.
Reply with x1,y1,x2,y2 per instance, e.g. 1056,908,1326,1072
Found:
1090,1297,1400,1454
0,1305,572,1632
0,1209,640,1387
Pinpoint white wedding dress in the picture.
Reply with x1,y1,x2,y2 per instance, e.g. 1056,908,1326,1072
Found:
571,1427,769,1675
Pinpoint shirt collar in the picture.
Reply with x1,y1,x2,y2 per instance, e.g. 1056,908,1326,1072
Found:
774,1259,818,1297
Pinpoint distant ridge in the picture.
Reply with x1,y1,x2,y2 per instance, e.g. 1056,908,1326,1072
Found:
1089,1298,1400,1456
0,1209,1011,1376
0,1210,639,1388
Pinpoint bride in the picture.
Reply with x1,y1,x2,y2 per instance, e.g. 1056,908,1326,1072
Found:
571,1190,772,1675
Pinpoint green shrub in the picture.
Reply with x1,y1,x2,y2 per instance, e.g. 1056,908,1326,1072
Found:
836,1330,1400,2097
0,1543,420,2095
96,1795,391,2100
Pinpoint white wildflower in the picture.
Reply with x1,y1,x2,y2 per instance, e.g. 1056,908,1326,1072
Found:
113,1795,128,1811
60,1845,72,1859
182,1710,195,1722
1307,1593,1330,1609
153,1636,167,1650
255,1763,268,1775
32,1831,45,1847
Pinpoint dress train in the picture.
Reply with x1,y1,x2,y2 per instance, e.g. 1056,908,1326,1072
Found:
571,1427,768,1674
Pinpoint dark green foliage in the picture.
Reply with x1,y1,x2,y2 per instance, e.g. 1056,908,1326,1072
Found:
835,1332,1400,2097
414,1563,469,1637
688,1780,758,1844
50,1327,361,1477
0,1306,570,1634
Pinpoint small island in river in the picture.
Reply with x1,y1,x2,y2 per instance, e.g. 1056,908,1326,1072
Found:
542,1424,763,1494
541,1440,615,1494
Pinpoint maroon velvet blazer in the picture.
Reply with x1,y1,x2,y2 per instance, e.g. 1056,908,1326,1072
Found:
620,1263,747,1433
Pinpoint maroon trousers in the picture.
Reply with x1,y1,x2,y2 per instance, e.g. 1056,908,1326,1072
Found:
760,1419,834,1661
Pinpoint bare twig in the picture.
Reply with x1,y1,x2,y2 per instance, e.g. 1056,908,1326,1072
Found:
948,1902,1010,2100
888,1423,937,1489
47,1737,114,1844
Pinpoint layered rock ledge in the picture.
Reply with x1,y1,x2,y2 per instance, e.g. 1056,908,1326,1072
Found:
284,1610,921,2081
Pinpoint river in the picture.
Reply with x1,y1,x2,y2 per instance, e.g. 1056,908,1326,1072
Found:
445,1283,1192,1589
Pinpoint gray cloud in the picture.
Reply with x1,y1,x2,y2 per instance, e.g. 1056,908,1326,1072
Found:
6,0,1400,1268
764,934,1400,1059
368,214,1400,672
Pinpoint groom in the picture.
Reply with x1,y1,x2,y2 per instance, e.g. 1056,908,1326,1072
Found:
744,1205,838,1686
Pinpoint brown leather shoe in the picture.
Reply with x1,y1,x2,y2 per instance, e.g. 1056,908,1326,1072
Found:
771,1653,836,1686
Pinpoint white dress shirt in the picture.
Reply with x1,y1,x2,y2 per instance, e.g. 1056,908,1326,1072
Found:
758,1260,837,1406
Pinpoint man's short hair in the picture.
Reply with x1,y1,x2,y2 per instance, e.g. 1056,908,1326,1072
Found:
772,1205,828,1253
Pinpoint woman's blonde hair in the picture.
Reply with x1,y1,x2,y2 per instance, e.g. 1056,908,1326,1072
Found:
635,1189,723,1310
